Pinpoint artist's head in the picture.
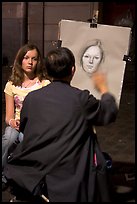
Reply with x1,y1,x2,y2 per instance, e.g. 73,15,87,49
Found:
81,39,104,75
45,47,76,82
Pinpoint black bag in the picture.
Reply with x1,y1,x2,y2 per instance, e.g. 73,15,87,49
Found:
92,135,112,202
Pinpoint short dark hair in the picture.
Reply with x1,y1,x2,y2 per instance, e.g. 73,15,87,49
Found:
45,47,75,78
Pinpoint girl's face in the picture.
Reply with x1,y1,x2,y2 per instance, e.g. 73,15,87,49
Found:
22,49,38,75
82,45,102,74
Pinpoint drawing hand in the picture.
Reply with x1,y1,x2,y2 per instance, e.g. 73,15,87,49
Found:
92,72,108,94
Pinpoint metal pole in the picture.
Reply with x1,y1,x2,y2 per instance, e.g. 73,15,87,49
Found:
20,2,28,45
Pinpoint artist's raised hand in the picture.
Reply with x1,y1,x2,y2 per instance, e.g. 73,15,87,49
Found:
92,72,109,94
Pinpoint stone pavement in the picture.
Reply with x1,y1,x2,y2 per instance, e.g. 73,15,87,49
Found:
2,62,135,202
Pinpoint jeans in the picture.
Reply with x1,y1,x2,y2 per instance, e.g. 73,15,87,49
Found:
2,126,24,169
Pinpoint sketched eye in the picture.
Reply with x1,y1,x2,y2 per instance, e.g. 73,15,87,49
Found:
94,56,100,60
84,55,89,58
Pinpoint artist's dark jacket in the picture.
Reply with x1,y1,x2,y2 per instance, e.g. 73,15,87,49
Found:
5,81,118,202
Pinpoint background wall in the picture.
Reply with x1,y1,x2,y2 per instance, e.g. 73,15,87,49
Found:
2,2,99,103
2,2,99,65
2,2,135,102
2,3,135,202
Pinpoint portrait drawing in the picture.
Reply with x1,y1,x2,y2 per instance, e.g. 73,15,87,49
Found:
59,20,131,106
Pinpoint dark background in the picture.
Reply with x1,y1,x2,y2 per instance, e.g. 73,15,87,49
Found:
2,2,135,202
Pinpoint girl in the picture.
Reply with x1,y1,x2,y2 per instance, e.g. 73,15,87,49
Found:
2,43,50,189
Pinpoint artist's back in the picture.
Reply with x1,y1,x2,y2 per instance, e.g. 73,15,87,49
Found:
5,80,118,202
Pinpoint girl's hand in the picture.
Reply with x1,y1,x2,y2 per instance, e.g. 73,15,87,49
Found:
15,119,20,130
9,119,20,131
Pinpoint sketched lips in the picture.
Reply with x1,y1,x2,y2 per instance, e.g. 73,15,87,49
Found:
87,65,93,70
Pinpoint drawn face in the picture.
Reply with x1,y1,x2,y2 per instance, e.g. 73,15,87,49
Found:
82,45,102,74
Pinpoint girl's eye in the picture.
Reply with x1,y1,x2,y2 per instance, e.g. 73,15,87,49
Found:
23,56,38,61
33,58,38,61
24,56,29,60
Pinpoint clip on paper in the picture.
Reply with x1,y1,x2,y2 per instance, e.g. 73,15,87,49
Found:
90,22,97,28
123,55,132,62
87,18,97,28
87,17,97,28
57,40,62,48
89,10,99,28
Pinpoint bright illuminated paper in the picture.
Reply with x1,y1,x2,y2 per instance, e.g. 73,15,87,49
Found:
59,20,131,106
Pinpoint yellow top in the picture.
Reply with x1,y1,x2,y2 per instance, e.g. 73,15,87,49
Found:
4,79,50,120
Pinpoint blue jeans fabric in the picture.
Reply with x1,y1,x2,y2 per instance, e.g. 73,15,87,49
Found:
2,126,24,169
